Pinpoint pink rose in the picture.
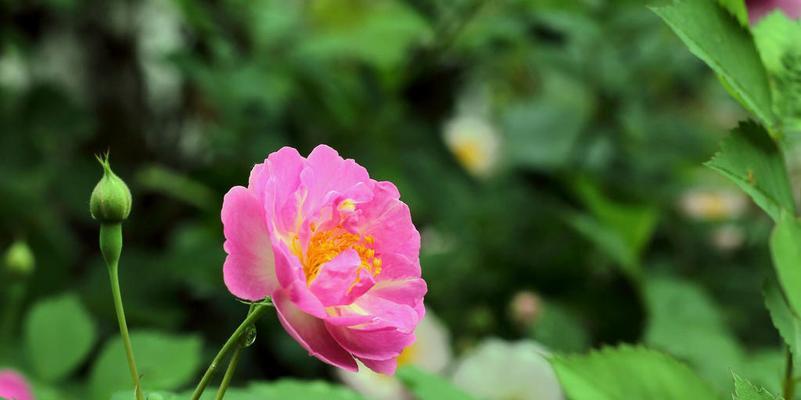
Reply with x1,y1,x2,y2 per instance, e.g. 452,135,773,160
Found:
221,145,426,374
747,0,801,24
0,370,34,400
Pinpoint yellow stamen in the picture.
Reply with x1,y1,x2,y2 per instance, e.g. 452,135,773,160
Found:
295,226,382,285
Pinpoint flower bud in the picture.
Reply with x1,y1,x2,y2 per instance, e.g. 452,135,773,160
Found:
509,290,542,327
90,154,132,223
4,240,34,278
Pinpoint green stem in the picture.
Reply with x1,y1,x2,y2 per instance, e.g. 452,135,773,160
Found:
784,348,796,400
0,281,26,350
102,223,144,400
214,304,256,400
108,262,144,400
191,304,269,400
214,343,244,400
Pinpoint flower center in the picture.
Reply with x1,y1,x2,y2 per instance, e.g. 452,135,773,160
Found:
298,226,382,285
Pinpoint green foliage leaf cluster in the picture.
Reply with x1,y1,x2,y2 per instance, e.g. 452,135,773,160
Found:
90,331,203,400
23,293,96,382
652,0,774,128
551,346,719,400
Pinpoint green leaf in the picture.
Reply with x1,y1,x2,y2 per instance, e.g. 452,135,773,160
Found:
503,72,595,170
247,379,365,400
566,179,658,281
90,330,203,400
297,0,432,70
111,391,184,400
23,293,97,382
763,281,801,367
644,276,745,391
770,212,801,318
167,379,365,400
705,121,795,222
551,346,718,400
529,302,589,353
717,0,748,27
397,366,477,400
732,372,780,400
652,0,775,126
752,12,801,132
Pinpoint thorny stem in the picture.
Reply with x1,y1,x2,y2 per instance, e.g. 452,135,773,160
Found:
191,303,270,400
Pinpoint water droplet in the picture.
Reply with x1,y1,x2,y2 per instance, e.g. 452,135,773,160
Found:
243,325,257,347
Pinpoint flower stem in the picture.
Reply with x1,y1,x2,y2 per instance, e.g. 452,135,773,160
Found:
784,348,796,400
214,343,244,400
102,223,144,400
214,304,256,400
191,303,269,400
0,281,26,351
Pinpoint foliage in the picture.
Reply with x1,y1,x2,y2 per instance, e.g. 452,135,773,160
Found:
552,346,719,400
2,0,801,398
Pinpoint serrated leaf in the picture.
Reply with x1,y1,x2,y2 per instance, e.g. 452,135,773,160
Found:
551,346,719,400
90,330,203,400
770,212,801,318
753,12,801,132
763,281,801,367
652,0,775,126
644,277,745,391
397,366,477,400
23,293,97,382
733,372,779,400
705,121,794,222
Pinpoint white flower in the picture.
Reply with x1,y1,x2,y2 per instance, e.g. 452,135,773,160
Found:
451,339,564,400
337,312,452,400
711,224,746,252
443,114,501,178
678,188,748,221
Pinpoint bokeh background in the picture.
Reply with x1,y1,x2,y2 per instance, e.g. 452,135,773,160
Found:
1,0,796,398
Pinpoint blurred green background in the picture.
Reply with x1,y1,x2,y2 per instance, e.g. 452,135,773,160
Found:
0,0,793,398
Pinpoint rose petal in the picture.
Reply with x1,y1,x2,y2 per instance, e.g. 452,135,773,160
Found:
359,181,420,262
273,289,357,371
358,356,399,375
0,370,34,400
222,186,277,301
327,323,416,361
300,145,371,218
309,249,363,306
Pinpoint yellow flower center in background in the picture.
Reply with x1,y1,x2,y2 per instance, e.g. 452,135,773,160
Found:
295,226,382,285
396,342,418,367
452,139,485,172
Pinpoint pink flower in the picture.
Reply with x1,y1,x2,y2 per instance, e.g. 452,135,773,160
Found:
747,0,801,24
0,370,34,400
221,145,426,375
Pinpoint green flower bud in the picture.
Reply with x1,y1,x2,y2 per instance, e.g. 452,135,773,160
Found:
4,239,34,277
90,154,132,223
